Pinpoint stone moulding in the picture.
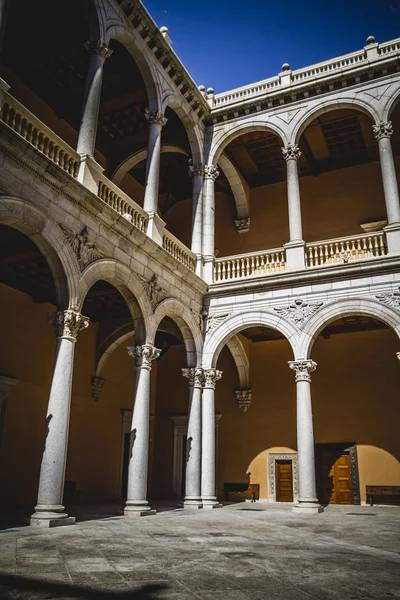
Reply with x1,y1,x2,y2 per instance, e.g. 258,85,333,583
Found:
267,452,298,503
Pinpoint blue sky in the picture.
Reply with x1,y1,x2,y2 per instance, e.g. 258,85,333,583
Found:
143,0,400,93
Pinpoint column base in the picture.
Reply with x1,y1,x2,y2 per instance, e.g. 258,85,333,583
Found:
124,501,156,517
30,505,75,527
30,516,76,527
284,240,306,270
292,502,324,514
183,499,203,509
202,498,222,509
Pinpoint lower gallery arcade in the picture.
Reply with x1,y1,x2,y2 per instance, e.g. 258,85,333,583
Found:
0,228,399,521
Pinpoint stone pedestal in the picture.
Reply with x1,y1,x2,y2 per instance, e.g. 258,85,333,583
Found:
182,368,204,509
125,345,160,517
146,211,166,246
201,369,222,508
77,154,104,195
284,240,306,270
31,310,89,527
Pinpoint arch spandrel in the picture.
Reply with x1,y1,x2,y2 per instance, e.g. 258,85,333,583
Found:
202,310,300,369
298,298,400,359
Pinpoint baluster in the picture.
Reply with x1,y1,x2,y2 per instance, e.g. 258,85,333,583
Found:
350,239,356,260
281,251,285,269
307,248,313,267
313,246,319,266
240,259,245,278
373,236,379,256
232,260,236,279
356,238,362,259
15,113,22,134
221,262,226,280
215,262,220,281
1,102,9,122
367,236,373,257
9,108,16,130
259,254,265,272
379,235,385,255
250,256,255,275
255,255,259,272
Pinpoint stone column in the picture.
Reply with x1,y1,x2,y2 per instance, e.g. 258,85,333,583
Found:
0,375,18,450
31,310,90,527
143,111,168,245
201,368,222,508
189,164,204,276
288,360,323,514
182,368,204,508
125,344,161,516
373,122,400,254
282,144,306,269
202,165,220,283
77,40,112,193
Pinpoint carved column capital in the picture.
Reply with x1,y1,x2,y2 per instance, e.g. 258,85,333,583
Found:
128,344,161,370
282,144,302,162
203,369,222,389
91,376,105,401
145,109,168,127
85,40,113,60
288,360,317,383
373,121,393,141
189,164,205,178
203,165,220,181
235,389,252,412
47,310,90,341
234,218,250,233
182,367,204,388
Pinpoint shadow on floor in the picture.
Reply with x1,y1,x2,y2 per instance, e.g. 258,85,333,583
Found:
0,574,167,600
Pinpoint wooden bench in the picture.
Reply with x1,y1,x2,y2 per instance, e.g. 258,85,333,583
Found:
224,483,260,503
366,485,400,506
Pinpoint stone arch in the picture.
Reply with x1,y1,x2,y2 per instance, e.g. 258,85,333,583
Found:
298,297,400,359
75,259,153,344
383,89,400,122
292,98,380,145
226,335,250,388
150,298,203,368
95,323,134,378
217,153,250,220
207,121,288,166
112,145,189,186
0,196,80,309
202,310,299,369
162,94,204,164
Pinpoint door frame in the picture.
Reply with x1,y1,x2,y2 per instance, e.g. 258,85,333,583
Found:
267,452,298,503
315,443,361,505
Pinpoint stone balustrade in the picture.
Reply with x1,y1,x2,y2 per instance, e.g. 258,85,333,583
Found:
215,248,286,281
98,179,148,233
305,232,387,267
162,230,197,272
0,93,80,177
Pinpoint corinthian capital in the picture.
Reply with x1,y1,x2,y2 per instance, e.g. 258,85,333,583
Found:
203,165,220,181
288,360,317,383
203,368,223,389
128,344,161,369
145,109,168,127
182,367,205,388
373,121,393,141
282,144,301,162
47,310,90,341
85,40,113,60
188,164,205,178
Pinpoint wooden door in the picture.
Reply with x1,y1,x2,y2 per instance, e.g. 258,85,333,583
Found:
276,460,293,502
320,452,353,505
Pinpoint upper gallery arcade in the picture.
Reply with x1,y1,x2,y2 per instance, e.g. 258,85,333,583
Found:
0,0,400,525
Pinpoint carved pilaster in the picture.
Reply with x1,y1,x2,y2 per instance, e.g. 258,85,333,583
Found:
234,218,250,233
203,369,222,389
203,165,220,181
128,344,161,370
85,40,113,60
182,367,205,388
373,121,393,141
282,144,301,162
91,376,105,401
235,389,252,412
288,360,317,383
145,109,168,127
47,310,90,341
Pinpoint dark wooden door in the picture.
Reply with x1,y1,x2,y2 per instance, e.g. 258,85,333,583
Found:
276,460,293,502
321,452,353,504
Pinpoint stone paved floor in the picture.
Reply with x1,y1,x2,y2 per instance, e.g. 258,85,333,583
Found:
0,503,399,600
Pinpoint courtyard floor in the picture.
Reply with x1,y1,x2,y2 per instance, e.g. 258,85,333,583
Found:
0,503,399,600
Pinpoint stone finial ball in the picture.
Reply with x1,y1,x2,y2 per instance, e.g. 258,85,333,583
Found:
160,26,168,35
198,85,206,92
366,35,376,45
281,63,290,72
207,87,215,95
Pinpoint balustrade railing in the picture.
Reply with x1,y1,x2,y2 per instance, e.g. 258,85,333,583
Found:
98,179,148,233
0,93,80,177
215,248,286,281
162,231,196,272
305,232,387,267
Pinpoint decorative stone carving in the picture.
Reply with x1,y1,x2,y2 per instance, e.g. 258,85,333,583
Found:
182,367,205,388
145,109,168,127
281,144,301,161
288,360,317,383
91,376,105,401
188,164,204,178
60,225,103,271
139,274,168,310
235,389,252,412
372,121,393,141
274,297,323,325
47,310,90,341
85,40,113,60
203,165,220,181
203,369,223,389
128,344,161,370
204,313,230,333
397,352,400,361
376,287,400,310
234,218,250,233
268,452,298,502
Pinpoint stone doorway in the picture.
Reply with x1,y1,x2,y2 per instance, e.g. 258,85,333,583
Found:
267,452,298,503
315,443,361,505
